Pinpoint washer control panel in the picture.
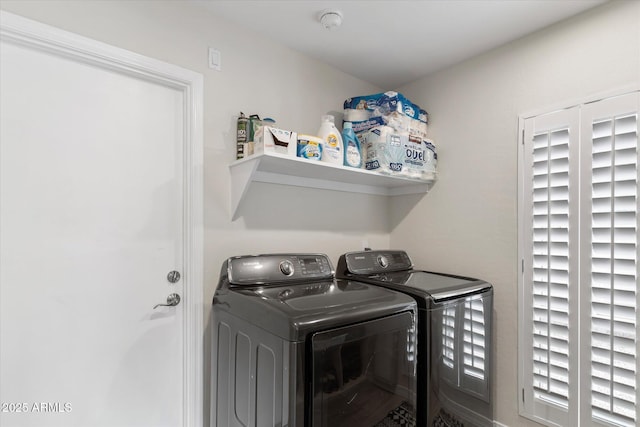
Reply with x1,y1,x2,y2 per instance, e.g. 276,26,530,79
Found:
228,253,333,285
341,250,412,275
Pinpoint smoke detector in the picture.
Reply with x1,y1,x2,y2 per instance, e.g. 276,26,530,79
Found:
319,9,343,30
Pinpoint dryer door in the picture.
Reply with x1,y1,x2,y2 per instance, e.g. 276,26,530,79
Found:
309,311,416,427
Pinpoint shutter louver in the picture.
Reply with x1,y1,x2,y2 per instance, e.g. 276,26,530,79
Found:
531,129,572,408
590,113,638,427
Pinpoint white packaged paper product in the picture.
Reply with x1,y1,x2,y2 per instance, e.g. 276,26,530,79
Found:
344,108,371,123
403,135,427,179
361,126,406,175
418,109,429,138
344,91,429,141
253,126,297,157
423,139,438,180
349,116,386,134
361,126,434,180
344,91,415,119
343,91,435,180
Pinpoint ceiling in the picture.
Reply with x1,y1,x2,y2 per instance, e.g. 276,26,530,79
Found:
195,0,607,88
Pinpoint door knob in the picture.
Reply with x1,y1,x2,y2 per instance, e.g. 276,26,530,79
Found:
153,293,181,309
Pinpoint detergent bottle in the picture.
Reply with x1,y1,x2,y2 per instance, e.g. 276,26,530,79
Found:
342,121,362,168
317,115,343,165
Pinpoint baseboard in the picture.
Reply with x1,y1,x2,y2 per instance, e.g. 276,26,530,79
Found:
493,421,509,427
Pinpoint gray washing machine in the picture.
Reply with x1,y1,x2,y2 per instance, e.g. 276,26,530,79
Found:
210,253,418,427
336,250,493,427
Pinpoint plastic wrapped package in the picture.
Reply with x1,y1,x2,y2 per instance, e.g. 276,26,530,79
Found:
344,91,415,118
343,91,436,181
343,91,427,137
403,135,428,179
423,139,438,180
359,129,438,181
361,126,405,175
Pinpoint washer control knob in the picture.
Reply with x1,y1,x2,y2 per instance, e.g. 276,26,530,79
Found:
377,255,389,268
279,260,294,276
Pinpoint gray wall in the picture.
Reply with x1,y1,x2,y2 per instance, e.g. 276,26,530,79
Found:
396,1,640,426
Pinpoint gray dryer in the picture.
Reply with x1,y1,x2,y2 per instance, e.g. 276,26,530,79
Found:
337,250,494,427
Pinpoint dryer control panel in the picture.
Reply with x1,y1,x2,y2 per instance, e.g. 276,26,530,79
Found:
339,250,413,275
227,253,334,286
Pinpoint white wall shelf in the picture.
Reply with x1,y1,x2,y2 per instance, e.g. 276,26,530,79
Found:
229,152,436,220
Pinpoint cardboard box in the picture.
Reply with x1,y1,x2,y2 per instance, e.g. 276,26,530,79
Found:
253,126,297,157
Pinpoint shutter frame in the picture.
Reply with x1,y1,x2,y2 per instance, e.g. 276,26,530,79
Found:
520,91,639,427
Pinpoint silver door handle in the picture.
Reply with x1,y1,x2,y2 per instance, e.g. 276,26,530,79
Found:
153,293,180,309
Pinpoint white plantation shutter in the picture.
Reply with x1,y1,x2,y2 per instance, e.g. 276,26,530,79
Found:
520,91,639,427
530,128,572,408
521,107,580,427
581,93,639,427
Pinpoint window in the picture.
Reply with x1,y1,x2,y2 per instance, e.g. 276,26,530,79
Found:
519,92,639,427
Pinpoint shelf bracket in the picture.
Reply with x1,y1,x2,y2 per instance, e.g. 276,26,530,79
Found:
230,156,261,220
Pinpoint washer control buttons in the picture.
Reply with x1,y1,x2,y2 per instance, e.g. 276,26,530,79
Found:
279,260,294,276
377,255,389,268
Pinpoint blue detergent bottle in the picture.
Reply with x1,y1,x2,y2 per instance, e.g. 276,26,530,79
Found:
342,121,362,168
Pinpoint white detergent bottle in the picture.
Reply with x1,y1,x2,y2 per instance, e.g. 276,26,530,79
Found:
317,115,343,165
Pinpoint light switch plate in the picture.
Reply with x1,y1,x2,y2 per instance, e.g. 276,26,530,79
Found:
208,47,221,71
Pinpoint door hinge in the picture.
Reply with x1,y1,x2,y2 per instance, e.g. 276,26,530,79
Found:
521,259,524,273
522,388,525,402
522,129,525,145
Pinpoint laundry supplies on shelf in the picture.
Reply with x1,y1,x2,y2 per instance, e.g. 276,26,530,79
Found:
297,134,323,160
228,103,437,219
253,126,297,156
341,121,362,168
317,114,344,165
343,91,436,181
229,93,436,211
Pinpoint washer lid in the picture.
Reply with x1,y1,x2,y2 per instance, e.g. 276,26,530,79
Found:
373,271,492,302
253,280,392,311
337,250,492,303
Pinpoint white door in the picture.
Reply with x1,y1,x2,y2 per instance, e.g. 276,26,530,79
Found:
0,12,203,427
